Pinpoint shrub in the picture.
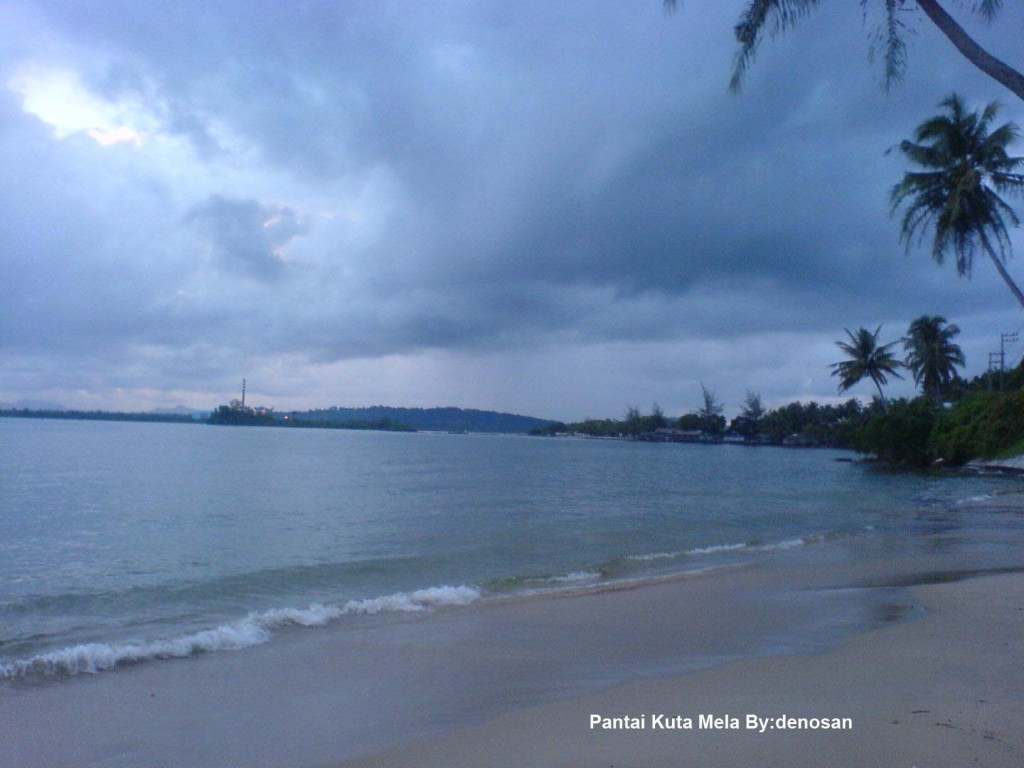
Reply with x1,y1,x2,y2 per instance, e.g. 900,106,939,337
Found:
852,398,937,467
929,389,1024,464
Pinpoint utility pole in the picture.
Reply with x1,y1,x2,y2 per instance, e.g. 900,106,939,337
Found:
988,353,1001,390
1001,332,1019,391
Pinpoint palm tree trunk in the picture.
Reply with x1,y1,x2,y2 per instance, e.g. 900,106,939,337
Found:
978,229,1024,309
874,378,887,412
915,0,1024,103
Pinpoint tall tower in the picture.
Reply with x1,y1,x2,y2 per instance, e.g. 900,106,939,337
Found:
241,378,247,408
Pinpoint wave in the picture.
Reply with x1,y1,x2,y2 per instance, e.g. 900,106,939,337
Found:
0,535,843,682
623,534,824,565
0,584,481,681
955,493,994,506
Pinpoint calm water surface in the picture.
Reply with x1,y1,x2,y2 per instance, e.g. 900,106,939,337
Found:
2,417,1021,680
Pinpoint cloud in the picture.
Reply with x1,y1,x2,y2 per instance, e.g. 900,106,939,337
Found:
185,194,309,280
2,0,1023,415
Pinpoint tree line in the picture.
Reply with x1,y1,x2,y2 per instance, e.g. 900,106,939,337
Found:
831,317,1024,467
534,305,1024,468
530,387,867,448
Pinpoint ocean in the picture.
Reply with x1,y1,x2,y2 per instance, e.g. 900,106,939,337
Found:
3,416,1023,689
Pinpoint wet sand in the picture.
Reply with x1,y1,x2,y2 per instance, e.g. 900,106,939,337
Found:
334,570,1024,768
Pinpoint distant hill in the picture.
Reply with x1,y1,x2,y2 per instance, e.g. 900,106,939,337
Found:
292,406,556,434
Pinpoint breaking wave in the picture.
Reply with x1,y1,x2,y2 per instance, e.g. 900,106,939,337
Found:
0,585,481,681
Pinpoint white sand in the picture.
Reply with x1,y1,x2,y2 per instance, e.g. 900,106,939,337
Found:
335,572,1024,768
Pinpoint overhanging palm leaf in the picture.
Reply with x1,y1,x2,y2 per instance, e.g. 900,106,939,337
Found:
891,94,1024,307
663,1,1024,101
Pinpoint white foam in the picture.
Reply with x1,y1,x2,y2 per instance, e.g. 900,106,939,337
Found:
626,550,681,562
547,570,601,583
408,585,481,606
340,585,481,615
956,493,994,505
687,542,750,556
627,535,818,565
0,622,272,678
757,537,809,552
255,603,344,627
0,584,482,680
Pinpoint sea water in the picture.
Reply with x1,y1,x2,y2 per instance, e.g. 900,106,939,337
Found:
2,416,1022,682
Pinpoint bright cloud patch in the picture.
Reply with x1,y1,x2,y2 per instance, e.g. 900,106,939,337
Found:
87,126,141,146
9,64,147,146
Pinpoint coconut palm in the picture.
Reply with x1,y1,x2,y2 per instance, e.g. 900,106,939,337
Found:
663,2,1024,102
830,326,904,409
891,94,1024,308
902,315,965,406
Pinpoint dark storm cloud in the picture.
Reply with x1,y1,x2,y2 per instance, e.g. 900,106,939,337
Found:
185,195,308,280
2,0,1023,411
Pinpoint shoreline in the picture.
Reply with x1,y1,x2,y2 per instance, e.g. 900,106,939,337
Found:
2,491,1022,767
333,570,1024,768
3,567,1021,767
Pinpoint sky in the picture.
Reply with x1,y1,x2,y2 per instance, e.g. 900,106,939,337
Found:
2,0,1023,421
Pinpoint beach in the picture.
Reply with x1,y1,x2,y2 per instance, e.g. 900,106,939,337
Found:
3,423,1024,767
2,544,1022,767
335,570,1024,768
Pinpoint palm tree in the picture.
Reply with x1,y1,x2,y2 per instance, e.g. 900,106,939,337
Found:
663,2,1024,102
902,315,965,406
891,94,1024,308
830,326,903,409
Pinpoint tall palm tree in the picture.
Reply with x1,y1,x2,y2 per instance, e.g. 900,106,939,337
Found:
830,326,904,409
891,94,1024,308
902,315,965,406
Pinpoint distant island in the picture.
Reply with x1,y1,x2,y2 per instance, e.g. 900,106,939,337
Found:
0,408,202,424
1,403,558,435
292,405,555,434
208,402,416,432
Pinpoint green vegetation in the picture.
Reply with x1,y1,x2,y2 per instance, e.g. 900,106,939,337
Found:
830,326,904,410
757,399,865,447
3,401,553,435
891,94,1024,307
658,7,1024,470
208,404,279,426
842,94,1024,466
842,329,1024,467
852,382,1024,468
295,406,555,434
532,310,1024,470
208,401,415,432
901,316,966,407
930,390,1024,465
851,397,938,467
531,392,866,448
0,408,200,424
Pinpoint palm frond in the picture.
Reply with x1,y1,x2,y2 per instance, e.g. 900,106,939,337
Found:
901,315,965,401
830,326,903,396
865,0,909,89
972,1,1002,22
892,93,1024,292
730,0,820,92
